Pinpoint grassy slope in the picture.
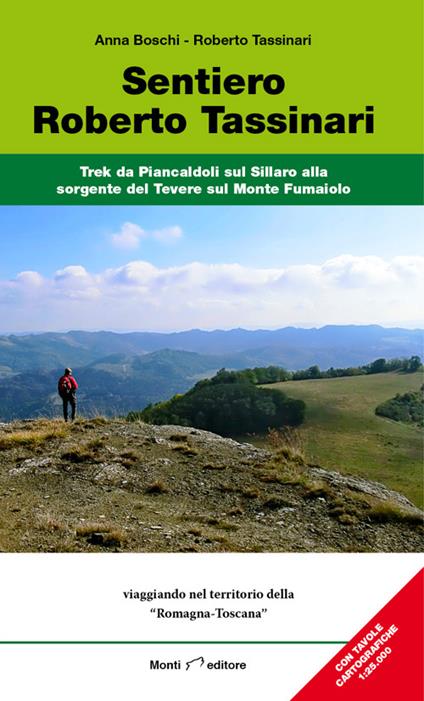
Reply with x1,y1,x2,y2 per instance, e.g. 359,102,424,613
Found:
269,372,423,508
1,418,422,553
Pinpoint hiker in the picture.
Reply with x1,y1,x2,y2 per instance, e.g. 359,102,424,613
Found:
58,368,78,422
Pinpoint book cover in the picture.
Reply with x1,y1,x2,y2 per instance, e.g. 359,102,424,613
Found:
0,2,422,699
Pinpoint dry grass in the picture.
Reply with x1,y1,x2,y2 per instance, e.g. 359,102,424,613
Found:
212,534,231,544
60,437,113,463
302,480,336,500
187,527,203,536
0,425,68,449
263,496,292,510
325,490,423,527
263,428,309,485
171,443,199,457
268,427,306,464
61,448,95,463
367,502,423,525
36,514,68,532
241,487,261,499
328,504,357,521
76,523,112,536
76,522,127,547
337,513,357,525
257,470,286,484
101,530,128,546
86,417,108,426
86,438,106,451
145,480,169,495
120,449,140,468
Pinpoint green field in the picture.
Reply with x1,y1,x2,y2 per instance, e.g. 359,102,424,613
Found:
268,372,423,508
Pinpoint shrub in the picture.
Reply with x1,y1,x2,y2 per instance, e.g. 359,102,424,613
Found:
375,387,423,426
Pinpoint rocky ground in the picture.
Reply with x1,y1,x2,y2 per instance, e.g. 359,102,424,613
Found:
0,418,422,553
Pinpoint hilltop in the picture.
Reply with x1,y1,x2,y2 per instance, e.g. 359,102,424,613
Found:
0,418,421,553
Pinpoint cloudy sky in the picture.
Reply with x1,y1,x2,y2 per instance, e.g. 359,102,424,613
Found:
0,205,422,332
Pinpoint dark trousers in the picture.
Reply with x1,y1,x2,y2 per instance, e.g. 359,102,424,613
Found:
62,393,77,421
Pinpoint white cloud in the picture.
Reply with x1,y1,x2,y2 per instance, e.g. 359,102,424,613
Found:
106,261,158,287
111,222,183,249
321,255,398,287
15,271,44,288
1,255,423,331
54,265,91,281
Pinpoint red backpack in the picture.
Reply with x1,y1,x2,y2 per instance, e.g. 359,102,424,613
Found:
58,375,72,397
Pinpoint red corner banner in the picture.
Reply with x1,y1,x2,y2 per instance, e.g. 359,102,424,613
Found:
292,569,424,701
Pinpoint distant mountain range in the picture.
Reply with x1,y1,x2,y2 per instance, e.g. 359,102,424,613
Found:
0,325,422,420
0,350,233,420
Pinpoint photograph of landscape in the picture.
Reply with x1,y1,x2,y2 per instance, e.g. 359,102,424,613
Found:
0,204,422,553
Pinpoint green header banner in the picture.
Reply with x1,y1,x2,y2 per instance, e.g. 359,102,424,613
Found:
0,154,421,204
1,1,422,154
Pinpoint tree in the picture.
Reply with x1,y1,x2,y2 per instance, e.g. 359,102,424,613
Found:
368,358,387,374
407,356,422,373
307,365,321,379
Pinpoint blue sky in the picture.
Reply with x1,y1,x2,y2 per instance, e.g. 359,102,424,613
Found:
0,206,423,332
1,205,422,275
